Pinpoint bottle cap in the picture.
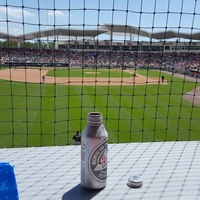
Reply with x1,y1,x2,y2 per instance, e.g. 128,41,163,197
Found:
127,175,143,188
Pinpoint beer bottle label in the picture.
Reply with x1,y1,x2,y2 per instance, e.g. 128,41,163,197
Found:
88,139,108,182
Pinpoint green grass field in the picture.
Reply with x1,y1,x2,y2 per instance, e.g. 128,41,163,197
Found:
46,68,132,77
0,68,200,147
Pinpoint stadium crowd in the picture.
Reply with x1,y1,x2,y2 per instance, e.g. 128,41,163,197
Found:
0,48,200,72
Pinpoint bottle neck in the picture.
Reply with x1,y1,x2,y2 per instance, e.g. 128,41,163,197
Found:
87,112,103,126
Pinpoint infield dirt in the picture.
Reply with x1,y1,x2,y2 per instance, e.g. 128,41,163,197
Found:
0,68,162,86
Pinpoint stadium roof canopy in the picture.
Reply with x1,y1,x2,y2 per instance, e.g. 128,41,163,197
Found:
100,24,151,38
0,24,200,42
151,30,200,40
13,29,108,42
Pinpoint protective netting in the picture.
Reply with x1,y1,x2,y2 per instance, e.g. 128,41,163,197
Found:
0,0,200,147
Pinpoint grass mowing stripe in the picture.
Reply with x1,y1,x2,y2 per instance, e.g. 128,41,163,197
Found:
0,69,200,147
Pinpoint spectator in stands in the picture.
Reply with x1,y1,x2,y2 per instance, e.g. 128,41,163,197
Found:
1,48,200,75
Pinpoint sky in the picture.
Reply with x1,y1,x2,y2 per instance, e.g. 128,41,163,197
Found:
0,0,200,41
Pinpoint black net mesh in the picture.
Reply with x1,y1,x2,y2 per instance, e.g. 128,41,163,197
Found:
0,0,200,147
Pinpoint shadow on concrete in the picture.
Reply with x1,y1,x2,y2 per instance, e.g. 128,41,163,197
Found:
62,184,104,200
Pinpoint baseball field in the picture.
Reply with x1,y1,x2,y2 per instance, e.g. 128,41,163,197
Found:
0,67,200,148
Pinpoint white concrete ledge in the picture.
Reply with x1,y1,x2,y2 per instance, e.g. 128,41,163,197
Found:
0,141,200,200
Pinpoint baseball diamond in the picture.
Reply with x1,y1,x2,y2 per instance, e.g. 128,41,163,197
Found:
0,68,161,86
1,0,200,148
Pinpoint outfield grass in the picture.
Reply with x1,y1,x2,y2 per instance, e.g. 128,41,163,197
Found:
0,69,200,147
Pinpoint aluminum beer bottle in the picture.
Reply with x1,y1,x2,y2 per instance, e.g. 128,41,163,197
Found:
81,112,108,189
